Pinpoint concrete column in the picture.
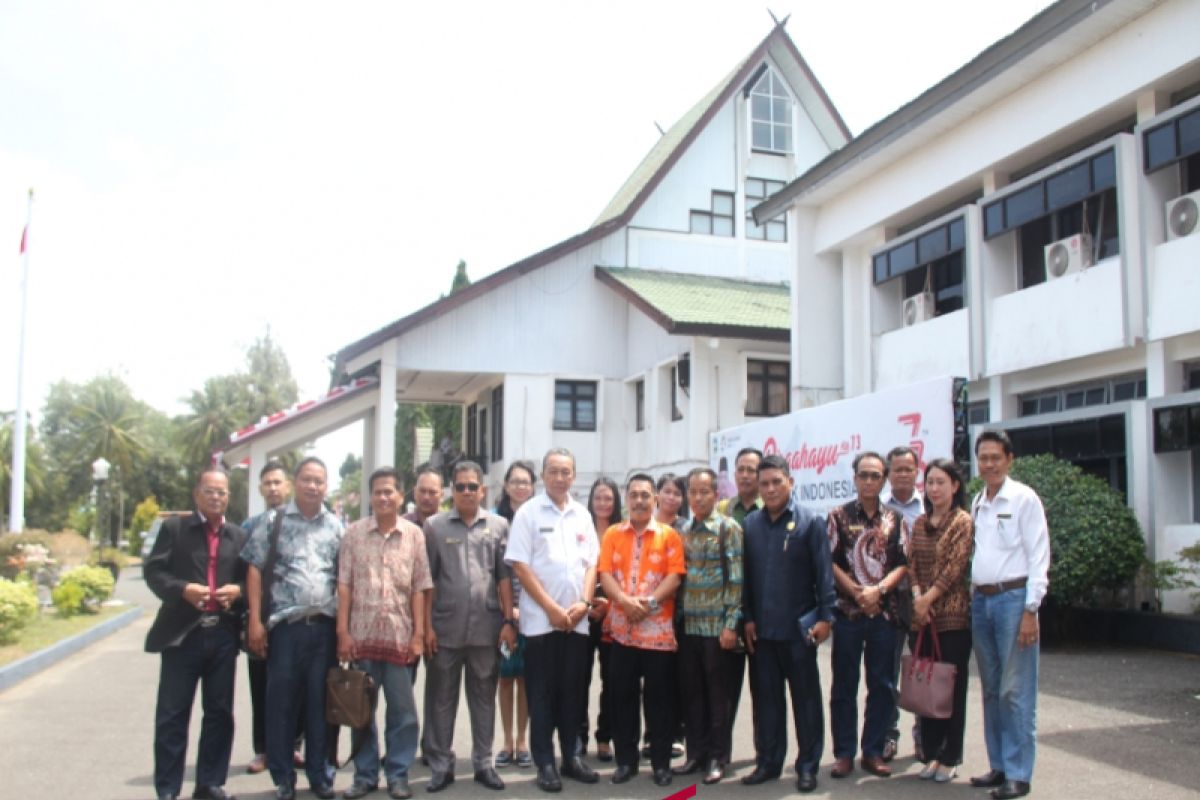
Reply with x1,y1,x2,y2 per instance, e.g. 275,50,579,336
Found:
246,442,272,517
361,413,376,512
373,355,397,471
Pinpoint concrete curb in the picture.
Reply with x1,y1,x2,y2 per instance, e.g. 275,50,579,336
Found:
0,605,143,694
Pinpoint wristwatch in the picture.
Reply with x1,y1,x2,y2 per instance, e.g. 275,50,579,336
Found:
647,597,660,613
502,618,517,628
1024,602,1039,615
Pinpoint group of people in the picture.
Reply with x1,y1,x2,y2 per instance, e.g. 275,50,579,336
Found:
144,429,1049,800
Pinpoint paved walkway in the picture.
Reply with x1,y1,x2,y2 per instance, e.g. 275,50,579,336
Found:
1,567,1198,798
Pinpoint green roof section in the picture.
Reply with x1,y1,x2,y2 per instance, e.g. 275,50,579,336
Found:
596,267,791,341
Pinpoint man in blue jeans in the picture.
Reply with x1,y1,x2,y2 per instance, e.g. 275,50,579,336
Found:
969,431,1050,800
243,457,344,800
826,451,909,781
338,467,432,800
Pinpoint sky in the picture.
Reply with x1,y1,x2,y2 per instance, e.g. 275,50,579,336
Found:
2,0,1054,464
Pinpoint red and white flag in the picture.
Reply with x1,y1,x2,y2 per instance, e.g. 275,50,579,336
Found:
19,225,27,254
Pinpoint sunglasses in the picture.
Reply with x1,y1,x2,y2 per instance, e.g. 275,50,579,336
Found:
454,482,481,493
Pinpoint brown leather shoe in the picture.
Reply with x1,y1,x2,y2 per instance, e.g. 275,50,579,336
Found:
861,756,892,777
830,757,853,778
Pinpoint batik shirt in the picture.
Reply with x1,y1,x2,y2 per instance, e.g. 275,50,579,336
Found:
597,519,686,651
826,500,908,622
241,500,344,628
681,511,744,638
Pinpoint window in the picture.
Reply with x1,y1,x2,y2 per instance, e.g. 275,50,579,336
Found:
874,216,966,316
1018,373,1146,417
491,385,504,462
1154,403,1200,453
1016,188,1120,288
635,379,645,432
1008,415,1128,497
1186,361,1200,392
554,380,597,431
967,401,990,426
746,359,789,417
670,366,683,422
689,191,735,237
466,403,478,460
745,178,787,241
1143,104,1200,173
748,67,793,154
478,408,488,464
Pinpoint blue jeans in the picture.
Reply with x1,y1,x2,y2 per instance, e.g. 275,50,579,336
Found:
154,624,238,797
830,613,898,760
354,659,419,786
266,617,337,790
973,588,1038,782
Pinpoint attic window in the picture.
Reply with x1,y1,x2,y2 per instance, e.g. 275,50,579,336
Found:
689,191,735,237
750,68,793,154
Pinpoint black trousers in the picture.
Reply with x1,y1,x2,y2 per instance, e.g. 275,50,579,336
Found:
524,631,589,768
678,634,743,764
908,627,972,766
578,618,612,750
609,642,675,770
749,638,824,776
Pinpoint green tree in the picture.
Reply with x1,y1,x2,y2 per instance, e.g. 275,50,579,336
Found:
177,375,254,469
0,413,48,531
244,333,299,419
451,259,471,294
127,495,161,555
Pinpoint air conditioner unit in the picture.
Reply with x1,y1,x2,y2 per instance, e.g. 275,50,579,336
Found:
902,292,935,327
1043,233,1093,281
1165,190,1200,241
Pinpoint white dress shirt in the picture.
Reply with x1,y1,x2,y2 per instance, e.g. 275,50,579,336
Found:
970,477,1051,607
883,489,924,531
504,492,599,636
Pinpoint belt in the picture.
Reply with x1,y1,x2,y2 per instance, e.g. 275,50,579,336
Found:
198,614,223,628
974,577,1027,596
288,613,333,625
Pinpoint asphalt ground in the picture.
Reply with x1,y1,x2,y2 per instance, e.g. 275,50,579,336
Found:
0,566,1197,799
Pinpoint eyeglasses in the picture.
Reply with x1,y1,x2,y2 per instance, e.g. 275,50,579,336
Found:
507,479,532,488
544,469,573,479
454,482,481,493
199,488,229,497
855,471,884,481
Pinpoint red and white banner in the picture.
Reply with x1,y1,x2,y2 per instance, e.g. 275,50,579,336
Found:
710,376,958,514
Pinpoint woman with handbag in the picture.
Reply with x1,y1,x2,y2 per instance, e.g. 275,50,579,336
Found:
906,458,974,784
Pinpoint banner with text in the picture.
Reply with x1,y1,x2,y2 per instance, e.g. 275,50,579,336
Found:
710,376,963,514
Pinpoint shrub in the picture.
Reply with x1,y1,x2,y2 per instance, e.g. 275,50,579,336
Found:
0,577,39,643
56,565,116,612
968,454,1145,607
47,531,91,570
0,531,53,580
51,581,85,617
127,496,161,557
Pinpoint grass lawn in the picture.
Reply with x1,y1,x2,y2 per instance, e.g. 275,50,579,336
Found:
0,605,129,667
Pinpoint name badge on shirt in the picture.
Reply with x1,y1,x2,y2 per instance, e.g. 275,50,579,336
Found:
445,537,463,545
849,525,864,532
997,513,1012,519
539,526,554,534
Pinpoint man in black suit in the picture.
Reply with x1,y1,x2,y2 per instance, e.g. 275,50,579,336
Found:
145,467,248,800
740,454,836,794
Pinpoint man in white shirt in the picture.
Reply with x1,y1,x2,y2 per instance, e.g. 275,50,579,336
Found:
881,445,922,762
504,448,600,793
969,430,1051,800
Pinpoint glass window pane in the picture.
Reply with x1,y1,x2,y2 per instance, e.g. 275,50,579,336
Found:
1099,415,1125,456
1005,183,1046,228
767,381,789,416
1054,420,1099,460
776,125,792,153
768,362,789,378
554,383,570,401
918,227,948,263
1084,387,1106,406
1010,425,1052,456
751,95,770,122
713,193,734,215
984,201,1005,238
767,180,785,193
874,253,889,283
1046,161,1091,210
1189,406,1200,448
713,216,734,237
576,382,595,398
773,98,790,123
1179,109,1200,160
577,399,596,429
1039,395,1060,414
554,400,572,428
949,217,965,251
1112,381,1135,402
1145,122,1178,172
1154,407,1187,451
767,220,786,242
752,122,772,149
889,240,917,276
1091,149,1116,190
1020,399,1038,417
747,221,765,240
746,178,764,198
690,211,711,234
1064,390,1085,409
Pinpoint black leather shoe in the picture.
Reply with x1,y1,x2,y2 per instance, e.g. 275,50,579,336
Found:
796,772,818,793
194,788,236,800
342,782,377,800
971,770,1007,788
387,779,412,800
473,768,504,791
425,772,454,793
992,780,1031,799
703,760,724,785
274,785,295,800
672,758,703,776
652,768,672,787
740,767,779,785
560,757,598,784
311,786,336,800
535,764,562,793
610,765,639,784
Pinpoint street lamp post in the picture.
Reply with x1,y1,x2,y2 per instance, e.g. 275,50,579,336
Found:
92,457,110,548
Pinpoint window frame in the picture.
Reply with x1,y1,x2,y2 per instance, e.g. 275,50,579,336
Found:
746,358,790,418
553,379,598,432
747,66,793,155
745,177,787,241
689,190,736,237
490,385,504,462
634,379,645,432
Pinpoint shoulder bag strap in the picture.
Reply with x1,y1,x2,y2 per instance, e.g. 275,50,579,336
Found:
258,509,284,627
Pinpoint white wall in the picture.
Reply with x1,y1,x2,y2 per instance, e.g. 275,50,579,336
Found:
1148,235,1200,342
875,310,970,390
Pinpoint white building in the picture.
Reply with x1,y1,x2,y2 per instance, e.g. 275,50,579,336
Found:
221,22,849,508
755,0,1200,611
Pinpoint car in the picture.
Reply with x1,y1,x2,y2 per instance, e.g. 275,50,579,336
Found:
139,513,189,559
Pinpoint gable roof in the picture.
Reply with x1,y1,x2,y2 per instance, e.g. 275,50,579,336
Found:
751,0,1123,222
332,22,842,379
595,266,790,342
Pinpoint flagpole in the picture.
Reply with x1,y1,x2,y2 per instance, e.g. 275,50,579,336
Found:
9,188,33,533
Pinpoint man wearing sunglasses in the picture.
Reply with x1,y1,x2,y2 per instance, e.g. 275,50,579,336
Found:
422,461,517,793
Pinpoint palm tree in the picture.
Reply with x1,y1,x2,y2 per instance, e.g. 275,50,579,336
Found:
0,412,47,529
177,375,253,469
67,376,151,478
